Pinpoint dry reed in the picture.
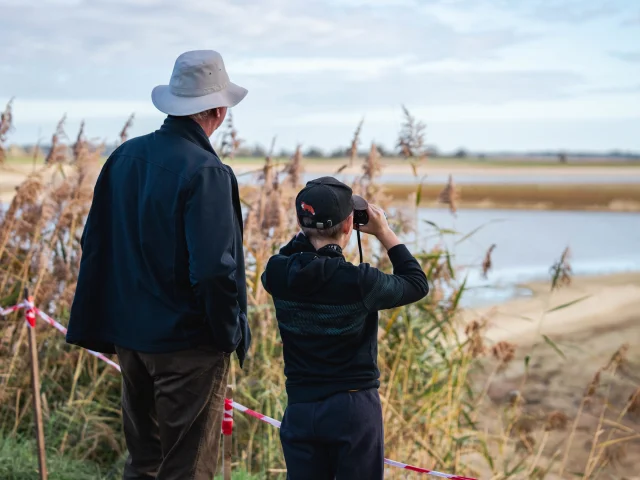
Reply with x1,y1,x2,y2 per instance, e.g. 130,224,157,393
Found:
220,111,242,160
348,118,364,167
628,388,640,417
396,105,426,161
438,175,460,215
481,244,496,279
550,246,572,290
45,115,69,165
0,105,637,480
0,98,14,166
119,113,135,145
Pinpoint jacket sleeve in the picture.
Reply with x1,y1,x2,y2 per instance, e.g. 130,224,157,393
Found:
359,244,429,312
184,166,242,353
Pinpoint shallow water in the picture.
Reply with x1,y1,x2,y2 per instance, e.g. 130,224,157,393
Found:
3,201,637,308
398,208,640,306
237,171,640,186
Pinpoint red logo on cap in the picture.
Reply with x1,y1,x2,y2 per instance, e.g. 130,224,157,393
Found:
301,202,315,215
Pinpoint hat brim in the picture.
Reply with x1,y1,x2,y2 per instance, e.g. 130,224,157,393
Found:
353,195,368,210
151,82,248,116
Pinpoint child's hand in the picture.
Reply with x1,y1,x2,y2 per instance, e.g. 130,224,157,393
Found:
358,204,401,251
357,204,388,236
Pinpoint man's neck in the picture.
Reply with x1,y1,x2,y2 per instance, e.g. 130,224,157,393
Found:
191,116,215,137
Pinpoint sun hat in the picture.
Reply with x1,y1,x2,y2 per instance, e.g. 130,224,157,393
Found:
151,50,248,116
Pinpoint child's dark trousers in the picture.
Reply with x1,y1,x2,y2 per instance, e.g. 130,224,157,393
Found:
280,388,384,480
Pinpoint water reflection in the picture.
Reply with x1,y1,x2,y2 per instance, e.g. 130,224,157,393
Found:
236,171,640,186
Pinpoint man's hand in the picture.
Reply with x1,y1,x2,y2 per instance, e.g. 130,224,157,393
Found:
357,204,401,251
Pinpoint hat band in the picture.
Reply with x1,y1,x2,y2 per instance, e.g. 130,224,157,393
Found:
170,80,230,97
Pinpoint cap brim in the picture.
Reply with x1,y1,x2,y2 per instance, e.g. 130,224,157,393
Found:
353,194,368,210
151,82,248,116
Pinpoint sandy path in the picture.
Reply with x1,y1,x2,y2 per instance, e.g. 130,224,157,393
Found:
462,273,640,478
464,272,640,344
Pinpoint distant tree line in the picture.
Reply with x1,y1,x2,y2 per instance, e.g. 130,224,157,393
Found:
8,142,640,162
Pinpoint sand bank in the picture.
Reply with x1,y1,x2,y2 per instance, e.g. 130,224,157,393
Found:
463,272,640,478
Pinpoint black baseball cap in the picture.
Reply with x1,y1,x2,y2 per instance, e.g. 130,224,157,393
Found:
296,177,367,230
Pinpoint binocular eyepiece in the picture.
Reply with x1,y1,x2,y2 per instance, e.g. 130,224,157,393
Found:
353,209,369,226
353,195,369,226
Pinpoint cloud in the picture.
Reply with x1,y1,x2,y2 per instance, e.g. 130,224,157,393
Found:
530,1,619,23
587,84,640,95
0,0,530,106
273,69,585,112
0,0,525,66
622,11,640,26
611,51,640,63
279,94,639,127
232,56,415,77
1,0,639,151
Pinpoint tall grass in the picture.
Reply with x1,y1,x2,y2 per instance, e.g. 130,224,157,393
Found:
0,109,638,479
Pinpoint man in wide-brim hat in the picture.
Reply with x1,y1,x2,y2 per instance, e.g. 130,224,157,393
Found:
67,50,251,480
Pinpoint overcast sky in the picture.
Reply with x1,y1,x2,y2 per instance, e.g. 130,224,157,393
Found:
1,0,639,152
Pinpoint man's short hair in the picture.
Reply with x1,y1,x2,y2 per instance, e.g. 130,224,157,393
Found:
301,213,352,241
189,108,217,121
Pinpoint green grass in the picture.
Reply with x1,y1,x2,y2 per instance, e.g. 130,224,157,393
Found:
215,471,262,480
0,436,262,480
0,436,104,480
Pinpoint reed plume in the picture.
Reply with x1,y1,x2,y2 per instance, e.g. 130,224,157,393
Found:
482,244,496,279
45,115,68,165
284,145,304,188
0,98,14,166
550,246,572,290
438,175,460,215
396,105,426,161
119,113,135,145
491,341,516,371
220,111,242,160
363,142,381,181
348,118,364,167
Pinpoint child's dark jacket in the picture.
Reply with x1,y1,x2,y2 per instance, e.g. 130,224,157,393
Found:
261,233,428,404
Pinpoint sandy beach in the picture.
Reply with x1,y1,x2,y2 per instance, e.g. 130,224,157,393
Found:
465,272,640,344
463,272,640,478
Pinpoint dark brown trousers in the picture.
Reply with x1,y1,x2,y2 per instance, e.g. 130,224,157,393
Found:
116,346,230,480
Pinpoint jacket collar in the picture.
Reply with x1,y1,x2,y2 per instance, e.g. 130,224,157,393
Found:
317,244,344,258
158,115,217,156
279,233,344,258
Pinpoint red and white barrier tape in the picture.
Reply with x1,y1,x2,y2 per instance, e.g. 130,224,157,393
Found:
34,306,123,371
230,401,476,479
223,398,234,436
0,302,477,480
1,302,25,317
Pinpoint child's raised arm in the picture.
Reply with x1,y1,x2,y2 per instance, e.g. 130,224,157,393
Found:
358,205,429,312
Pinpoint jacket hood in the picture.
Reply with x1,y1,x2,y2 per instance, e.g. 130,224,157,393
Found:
272,233,344,295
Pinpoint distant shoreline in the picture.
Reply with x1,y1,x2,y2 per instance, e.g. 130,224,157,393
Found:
3,159,640,211
381,183,640,212
464,270,640,345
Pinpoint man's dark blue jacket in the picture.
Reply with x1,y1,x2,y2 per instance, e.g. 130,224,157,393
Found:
66,115,251,366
